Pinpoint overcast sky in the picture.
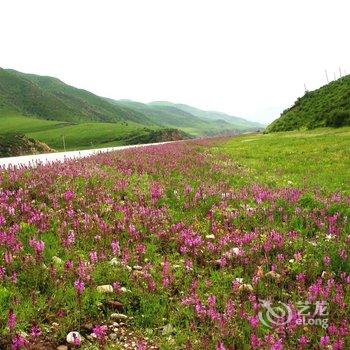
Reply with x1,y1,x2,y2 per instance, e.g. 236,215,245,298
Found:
1,0,349,124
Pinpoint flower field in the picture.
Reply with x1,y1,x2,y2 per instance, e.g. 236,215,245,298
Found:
0,130,349,349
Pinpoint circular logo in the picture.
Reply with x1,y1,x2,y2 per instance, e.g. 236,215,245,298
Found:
258,299,293,328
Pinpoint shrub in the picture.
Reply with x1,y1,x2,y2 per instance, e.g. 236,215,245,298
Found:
326,110,350,127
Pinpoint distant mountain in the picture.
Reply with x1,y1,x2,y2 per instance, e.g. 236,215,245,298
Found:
149,101,264,130
114,99,246,136
267,75,350,132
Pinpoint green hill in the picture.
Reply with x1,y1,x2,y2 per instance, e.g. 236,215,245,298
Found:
115,99,247,136
0,68,152,124
0,68,263,153
267,75,350,132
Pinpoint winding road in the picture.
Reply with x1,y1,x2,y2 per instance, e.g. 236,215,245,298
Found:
0,141,172,169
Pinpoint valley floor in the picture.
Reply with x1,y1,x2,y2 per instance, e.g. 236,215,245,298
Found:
0,127,349,349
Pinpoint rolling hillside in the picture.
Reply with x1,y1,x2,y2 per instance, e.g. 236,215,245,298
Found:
0,68,152,124
0,68,263,153
115,99,252,136
267,75,350,132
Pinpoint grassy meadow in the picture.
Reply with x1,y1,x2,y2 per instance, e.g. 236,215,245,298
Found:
0,127,349,349
220,127,350,194
0,111,159,151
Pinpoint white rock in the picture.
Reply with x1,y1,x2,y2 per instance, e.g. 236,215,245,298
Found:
111,313,128,321
109,258,120,266
265,271,281,280
205,234,215,240
66,331,82,344
238,283,253,293
132,265,143,270
57,346,68,350
224,247,241,259
97,285,114,293
232,247,241,255
109,333,118,341
162,324,174,336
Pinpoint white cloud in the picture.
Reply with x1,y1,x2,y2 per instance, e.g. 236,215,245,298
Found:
1,0,349,123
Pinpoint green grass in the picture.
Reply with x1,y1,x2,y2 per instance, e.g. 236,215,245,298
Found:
220,127,350,193
1,128,350,349
0,110,69,133
28,121,154,150
0,110,160,151
0,68,152,124
268,75,350,131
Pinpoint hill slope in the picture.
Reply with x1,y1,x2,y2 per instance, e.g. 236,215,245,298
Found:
0,68,152,124
267,75,350,132
0,68,263,152
115,99,244,136
0,133,54,157
148,101,264,131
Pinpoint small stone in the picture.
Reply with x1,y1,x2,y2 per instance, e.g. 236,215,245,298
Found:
18,331,28,338
238,283,253,293
205,234,215,240
57,346,68,350
51,322,60,330
109,258,120,266
132,270,143,277
110,333,118,341
321,270,334,279
66,331,82,344
132,265,142,270
111,313,128,321
223,247,241,259
106,300,124,312
97,285,114,293
265,271,281,281
162,324,174,336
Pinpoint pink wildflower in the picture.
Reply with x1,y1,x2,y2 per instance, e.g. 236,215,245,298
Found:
8,310,16,331
74,279,85,295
